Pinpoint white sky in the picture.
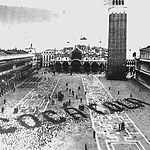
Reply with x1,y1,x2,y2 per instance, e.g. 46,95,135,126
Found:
0,0,149,58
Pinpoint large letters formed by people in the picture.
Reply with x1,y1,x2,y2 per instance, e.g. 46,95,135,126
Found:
0,106,87,134
64,107,87,120
0,117,17,134
42,110,66,124
102,98,147,113
87,103,105,115
0,98,149,134
17,114,41,129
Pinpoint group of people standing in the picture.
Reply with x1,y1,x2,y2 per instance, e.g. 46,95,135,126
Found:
0,80,16,97
0,78,18,114
61,83,83,108
119,121,125,131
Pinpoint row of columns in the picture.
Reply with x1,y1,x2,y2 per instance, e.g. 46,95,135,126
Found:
52,63,106,73
43,55,53,62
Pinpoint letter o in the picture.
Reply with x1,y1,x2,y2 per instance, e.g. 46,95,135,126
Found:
17,114,41,129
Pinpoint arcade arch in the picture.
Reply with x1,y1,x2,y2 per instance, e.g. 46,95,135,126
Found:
83,62,90,72
71,60,81,72
91,62,99,72
62,62,69,73
55,62,61,72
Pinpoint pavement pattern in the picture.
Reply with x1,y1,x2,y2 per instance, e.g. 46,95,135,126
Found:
0,75,60,150
82,74,150,150
0,72,150,150
0,73,97,150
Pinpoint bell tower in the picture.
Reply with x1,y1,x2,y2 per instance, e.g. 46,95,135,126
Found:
106,0,127,80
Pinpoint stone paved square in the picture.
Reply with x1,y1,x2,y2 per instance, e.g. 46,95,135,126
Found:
0,72,150,150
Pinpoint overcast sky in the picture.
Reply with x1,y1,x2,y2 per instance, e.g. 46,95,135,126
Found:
0,0,149,58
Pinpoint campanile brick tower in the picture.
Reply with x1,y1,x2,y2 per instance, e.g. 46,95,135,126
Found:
106,0,127,80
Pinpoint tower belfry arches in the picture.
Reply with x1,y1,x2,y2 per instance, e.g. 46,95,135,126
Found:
71,60,81,73
112,0,124,5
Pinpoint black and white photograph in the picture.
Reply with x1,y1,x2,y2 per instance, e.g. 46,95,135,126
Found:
0,0,150,150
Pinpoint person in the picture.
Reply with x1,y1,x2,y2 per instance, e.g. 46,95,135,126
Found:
93,130,96,139
130,93,132,98
72,91,74,97
121,122,125,130
118,91,120,95
85,144,87,150
13,108,18,114
118,123,121,131
78,86,80,90
3,99,6,104
80,98,82,103
1,107,4,113
76,95,78,99
69,99,71,105
55,94,57,98
52,100,55,105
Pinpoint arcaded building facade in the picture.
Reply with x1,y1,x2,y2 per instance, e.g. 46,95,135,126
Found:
135,46,150,88
0,49,37,96
41,45,107,73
